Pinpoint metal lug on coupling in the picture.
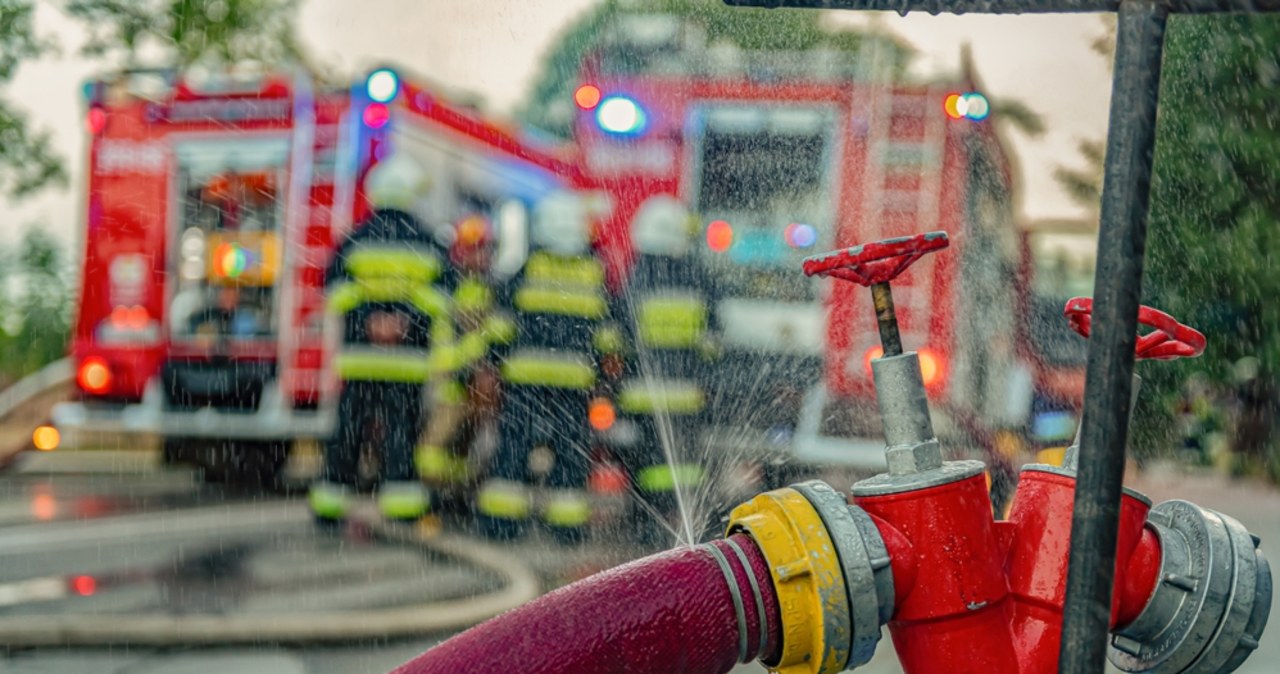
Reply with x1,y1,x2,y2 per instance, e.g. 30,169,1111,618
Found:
727,480,895,673
1108,500,1272,674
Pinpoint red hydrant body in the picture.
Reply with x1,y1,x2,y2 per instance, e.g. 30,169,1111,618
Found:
794,236,1268,674
858,468,1163,674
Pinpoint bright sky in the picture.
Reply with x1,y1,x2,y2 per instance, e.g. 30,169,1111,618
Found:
0,1,1111,253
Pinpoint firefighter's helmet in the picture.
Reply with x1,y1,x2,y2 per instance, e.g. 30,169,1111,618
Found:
365,154,430,212
451,213,493,270
531,190,590,256
632,194,695,257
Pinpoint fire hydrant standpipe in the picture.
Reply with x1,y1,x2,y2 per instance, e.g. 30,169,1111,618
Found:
396,233,1269,674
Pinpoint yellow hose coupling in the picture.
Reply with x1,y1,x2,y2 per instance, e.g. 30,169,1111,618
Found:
727,487,851,674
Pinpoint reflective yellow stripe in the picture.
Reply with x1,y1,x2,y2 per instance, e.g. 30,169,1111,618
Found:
526,251,604,287
336,351,431,382
347,247,441,283
482,314,516,345
638,464,706,493
416,445,468,484
326,282,364,314
543,496,590,527
326,279,450,322
477,486,531,519
500,353,596,389
618,380,705,414
455,278,492,312
457,331,490,366
593,324,624,354
308,484,349,519
377,487,429,519
435,380,467,404
514,286,606,319
410,286,451,320
639,296,706,349
426,345,462,376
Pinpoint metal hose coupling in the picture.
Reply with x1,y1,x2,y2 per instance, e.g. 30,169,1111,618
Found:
1109,500,1272,674
727,480,894,673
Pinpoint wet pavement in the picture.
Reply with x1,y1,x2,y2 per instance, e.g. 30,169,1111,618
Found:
0,450,1277,673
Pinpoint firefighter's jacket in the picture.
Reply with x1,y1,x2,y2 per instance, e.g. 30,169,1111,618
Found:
325,208,456,384
438,273,516,404
617,252,720,416
496,250,621,391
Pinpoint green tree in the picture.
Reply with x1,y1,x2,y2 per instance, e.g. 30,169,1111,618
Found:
0,227,73,383
1139,15,1280,469
1053,16,1115,212
0,0,66,198
67,0,311,69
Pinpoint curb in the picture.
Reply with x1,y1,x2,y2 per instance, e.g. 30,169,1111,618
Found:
0,513,540,646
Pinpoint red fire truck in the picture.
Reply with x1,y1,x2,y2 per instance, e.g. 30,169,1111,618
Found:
571,17,1034,470
53,66,576,486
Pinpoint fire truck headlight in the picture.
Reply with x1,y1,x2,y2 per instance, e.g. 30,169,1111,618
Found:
78,357,112,396
964,93,990,121
944,92,990,122
366,68,400,104
596,96,647,136
706,220,733,253
574,84,602,110
785,223,817,249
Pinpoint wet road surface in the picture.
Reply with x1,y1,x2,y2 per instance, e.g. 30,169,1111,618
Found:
0,451,1277,673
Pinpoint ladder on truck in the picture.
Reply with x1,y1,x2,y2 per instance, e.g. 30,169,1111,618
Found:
276,83,343,439
791,79,949,469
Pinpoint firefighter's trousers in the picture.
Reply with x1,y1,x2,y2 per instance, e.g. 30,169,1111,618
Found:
325,380,425,486
488,383,590,490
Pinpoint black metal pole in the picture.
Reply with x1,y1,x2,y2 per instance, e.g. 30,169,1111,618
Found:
1058,3,1167,673
725,0,1280,14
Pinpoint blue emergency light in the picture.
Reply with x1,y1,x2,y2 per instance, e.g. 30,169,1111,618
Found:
595,95,647,136
366,68,400,104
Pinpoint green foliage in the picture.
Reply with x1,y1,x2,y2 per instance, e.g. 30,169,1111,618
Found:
990,97,1045,138
0,0,66,197
1136,15,1280,457
67,0,309,68
1053,16,1113,212
0,227,73,385
518,0,914,139
1053,138,1105,208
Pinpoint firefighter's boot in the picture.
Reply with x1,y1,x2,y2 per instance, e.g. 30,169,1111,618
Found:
542,488,591,545
377,480,430,523
309,480,350,530
476,478,532,540
417,444,469,486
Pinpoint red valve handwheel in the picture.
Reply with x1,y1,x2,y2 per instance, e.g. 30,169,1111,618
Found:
1063,297,1206,361
802,231,949,286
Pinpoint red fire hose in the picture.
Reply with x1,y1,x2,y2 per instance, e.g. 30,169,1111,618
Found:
393,533,780,674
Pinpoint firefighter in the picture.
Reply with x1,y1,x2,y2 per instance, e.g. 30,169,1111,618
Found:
416,214,514,496
309,154,455,525
475,190,620,542
617,195,719,535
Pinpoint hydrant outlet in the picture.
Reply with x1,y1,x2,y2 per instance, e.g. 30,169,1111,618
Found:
1109,500,1272,674
728,481,894,673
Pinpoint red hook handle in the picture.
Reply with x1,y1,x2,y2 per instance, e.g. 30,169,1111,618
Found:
1063,297,1206,361
802,231,949,286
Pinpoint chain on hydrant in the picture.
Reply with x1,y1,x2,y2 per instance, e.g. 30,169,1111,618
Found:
721,232,1271,674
